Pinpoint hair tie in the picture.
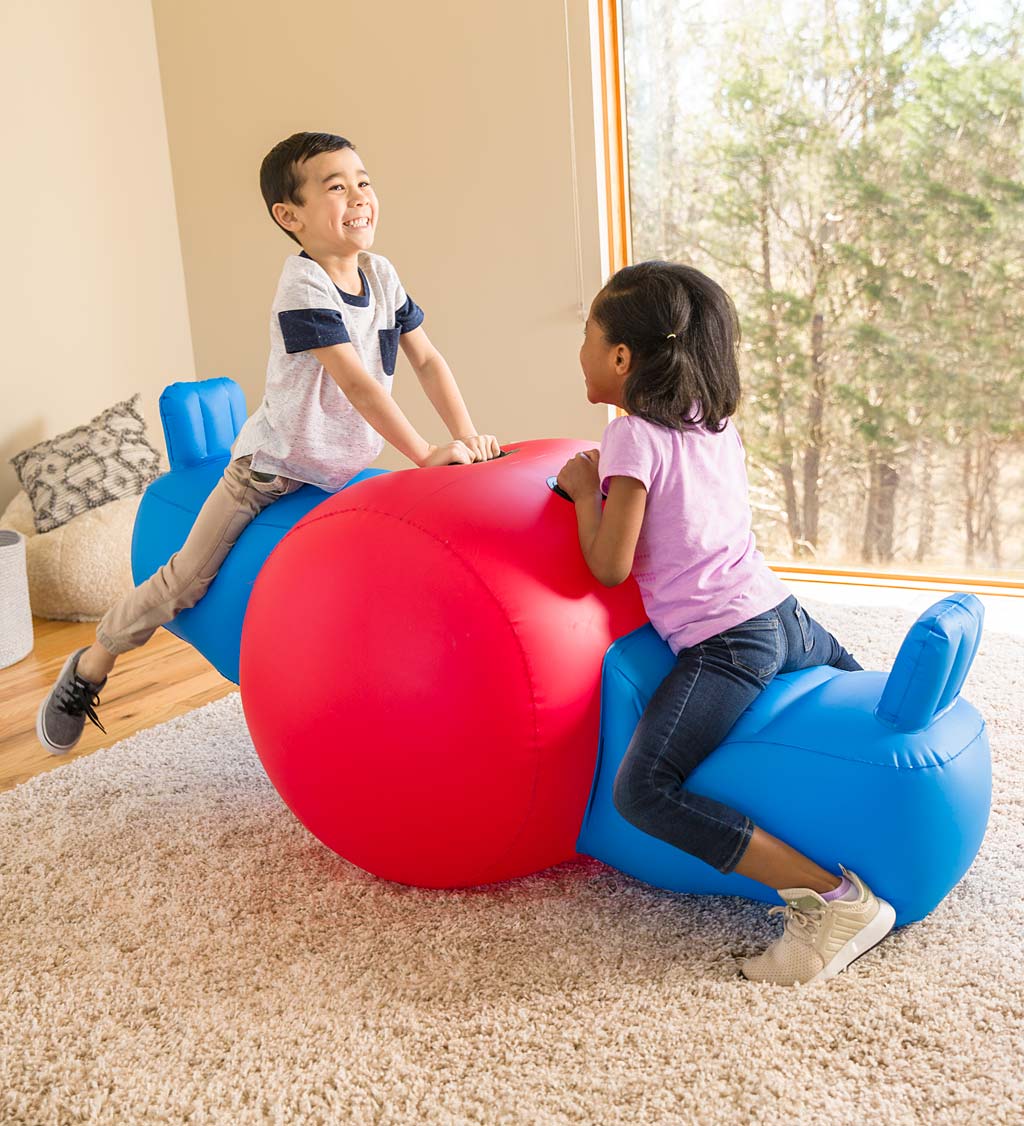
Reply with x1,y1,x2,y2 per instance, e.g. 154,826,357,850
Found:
666,333,677,340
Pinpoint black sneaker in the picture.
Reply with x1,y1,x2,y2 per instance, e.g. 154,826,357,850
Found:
36,648,107,755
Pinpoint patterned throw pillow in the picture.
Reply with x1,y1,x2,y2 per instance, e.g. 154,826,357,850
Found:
10,395,163,534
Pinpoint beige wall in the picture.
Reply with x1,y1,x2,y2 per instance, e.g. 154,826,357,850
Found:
150,0,610,471
1,0,609,516
0,0,194,512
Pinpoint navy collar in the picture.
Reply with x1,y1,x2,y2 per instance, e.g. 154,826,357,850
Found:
299,251,370,307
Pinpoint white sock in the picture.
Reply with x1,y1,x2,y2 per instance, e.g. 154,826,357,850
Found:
821,875,858,902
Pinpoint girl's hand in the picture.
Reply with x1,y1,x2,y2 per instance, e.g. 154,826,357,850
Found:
420,440,474,467
556,449,602,501
457,434,502,462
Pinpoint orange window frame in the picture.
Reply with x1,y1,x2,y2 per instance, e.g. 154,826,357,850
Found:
596,0,630,276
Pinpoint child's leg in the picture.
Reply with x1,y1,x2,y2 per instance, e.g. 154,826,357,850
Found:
727,596,866,888
612,604,839,891
39,458,297,752
86,458,297,669
731,826,840,893
609,599,894,984
612,614,780,876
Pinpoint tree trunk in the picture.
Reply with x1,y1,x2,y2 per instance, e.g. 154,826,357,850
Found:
802,310,826,552
862,454,899,563
758,163,805,556
978,436,1002,570
962,445,977,568
861,463,878,561
914,439,935,564
778,455,803,552
875,461,899,563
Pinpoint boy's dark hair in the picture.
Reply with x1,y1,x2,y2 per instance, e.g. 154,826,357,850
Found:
260,132,356,244
593,261,741,432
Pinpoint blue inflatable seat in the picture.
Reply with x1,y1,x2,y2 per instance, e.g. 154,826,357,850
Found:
131,378,385,682
577,594,991,925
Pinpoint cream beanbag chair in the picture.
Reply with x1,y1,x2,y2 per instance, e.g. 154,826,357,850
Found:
0,490,141,621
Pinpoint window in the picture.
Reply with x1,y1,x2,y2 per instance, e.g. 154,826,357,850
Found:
619,0,1024,579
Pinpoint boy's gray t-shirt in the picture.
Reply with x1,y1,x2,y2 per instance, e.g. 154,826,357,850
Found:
232,250,424,490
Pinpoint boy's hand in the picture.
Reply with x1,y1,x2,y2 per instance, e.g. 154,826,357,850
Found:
457,434,502,462
556,449,601,500
419,440,474,467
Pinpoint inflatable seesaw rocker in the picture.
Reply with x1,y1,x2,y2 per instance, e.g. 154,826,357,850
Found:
132,378,990,924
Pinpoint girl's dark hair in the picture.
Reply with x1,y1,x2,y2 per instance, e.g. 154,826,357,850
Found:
260,132,356,244
592,260,741,432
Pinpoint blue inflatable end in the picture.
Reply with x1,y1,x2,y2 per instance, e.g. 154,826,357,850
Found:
577,601,991,926
131,377,388,683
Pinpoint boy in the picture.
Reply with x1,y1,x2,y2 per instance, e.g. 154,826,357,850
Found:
38,131,499,753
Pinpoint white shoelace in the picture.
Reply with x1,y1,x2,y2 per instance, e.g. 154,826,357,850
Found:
768,902,825,942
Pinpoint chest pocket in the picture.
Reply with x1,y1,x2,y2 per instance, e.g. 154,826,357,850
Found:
378,327,401,376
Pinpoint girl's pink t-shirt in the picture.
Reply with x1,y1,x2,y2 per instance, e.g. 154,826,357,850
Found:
599,413,788,654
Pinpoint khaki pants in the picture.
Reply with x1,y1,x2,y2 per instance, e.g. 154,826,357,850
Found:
97,455,302,656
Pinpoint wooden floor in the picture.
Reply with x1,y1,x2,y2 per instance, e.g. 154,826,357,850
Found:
0,618,235,793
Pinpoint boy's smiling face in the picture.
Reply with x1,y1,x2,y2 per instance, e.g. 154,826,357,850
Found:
272,147,378,256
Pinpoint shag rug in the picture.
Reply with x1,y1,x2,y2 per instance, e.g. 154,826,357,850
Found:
2,601,1022,1126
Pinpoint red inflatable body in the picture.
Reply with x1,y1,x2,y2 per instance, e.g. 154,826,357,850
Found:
240,439,647,888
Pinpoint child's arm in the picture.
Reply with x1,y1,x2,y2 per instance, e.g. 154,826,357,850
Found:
556,451,647,586
312,343,473,467
399,327,500,462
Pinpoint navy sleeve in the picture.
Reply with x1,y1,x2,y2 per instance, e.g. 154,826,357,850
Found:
395,294,425,335
278,308,351,353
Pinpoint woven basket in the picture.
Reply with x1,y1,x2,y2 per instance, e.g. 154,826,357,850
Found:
0,529,33,668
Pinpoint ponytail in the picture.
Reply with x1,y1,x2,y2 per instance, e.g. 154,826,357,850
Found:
593,261,740,432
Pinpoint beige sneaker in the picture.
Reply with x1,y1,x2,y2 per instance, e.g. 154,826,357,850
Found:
740,866,896,985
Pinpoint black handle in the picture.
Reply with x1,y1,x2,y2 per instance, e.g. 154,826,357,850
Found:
546,475,573,502
446,449,513,466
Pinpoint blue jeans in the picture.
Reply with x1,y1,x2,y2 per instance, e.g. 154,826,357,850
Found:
611,596,861,874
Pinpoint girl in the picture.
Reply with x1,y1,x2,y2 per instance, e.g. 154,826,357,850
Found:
556,261,895,986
